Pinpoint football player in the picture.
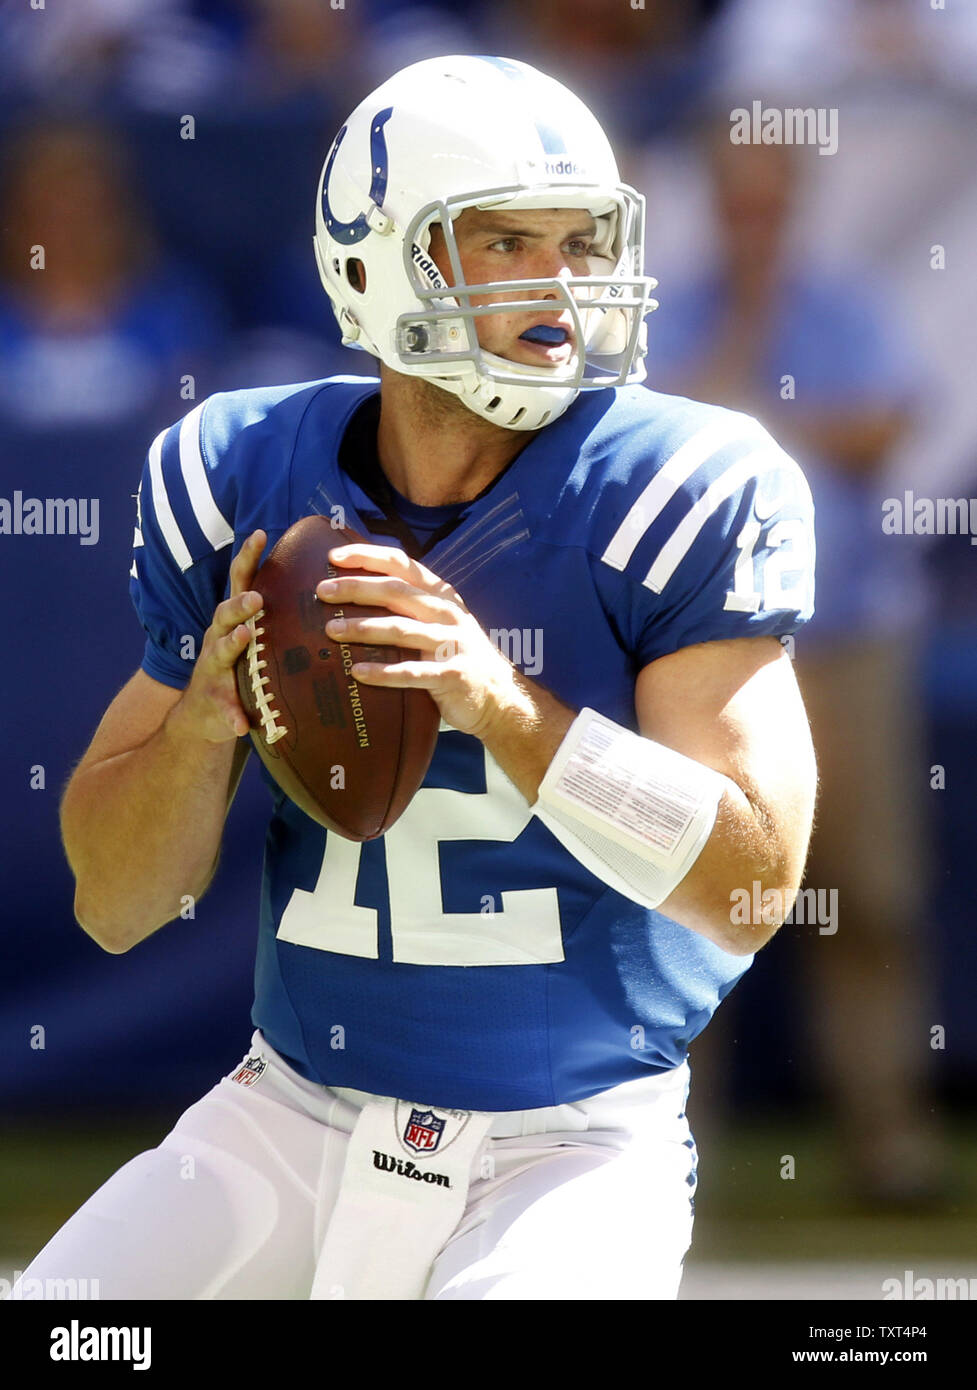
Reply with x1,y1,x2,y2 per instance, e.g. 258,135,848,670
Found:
11,56,815,1300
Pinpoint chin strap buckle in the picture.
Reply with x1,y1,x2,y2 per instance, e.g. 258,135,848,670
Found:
339,308,362,344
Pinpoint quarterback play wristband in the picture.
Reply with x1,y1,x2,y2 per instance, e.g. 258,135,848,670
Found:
534,708,727,910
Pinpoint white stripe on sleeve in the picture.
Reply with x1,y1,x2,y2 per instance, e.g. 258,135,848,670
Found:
600,418,744,572
643,450,775,594
148,428,193,573
179,402,234,554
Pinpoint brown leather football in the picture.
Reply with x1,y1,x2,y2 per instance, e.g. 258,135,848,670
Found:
235,516,439,839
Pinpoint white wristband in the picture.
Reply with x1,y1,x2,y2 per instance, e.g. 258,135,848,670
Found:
534,708,727,910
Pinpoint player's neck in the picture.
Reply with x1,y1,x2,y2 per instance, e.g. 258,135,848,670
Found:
376,367,529,506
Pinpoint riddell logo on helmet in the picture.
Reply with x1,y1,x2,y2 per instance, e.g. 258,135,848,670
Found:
544,158,584,176
411,243,447,290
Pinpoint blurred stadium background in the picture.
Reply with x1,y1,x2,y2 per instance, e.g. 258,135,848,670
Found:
2,0,976,1300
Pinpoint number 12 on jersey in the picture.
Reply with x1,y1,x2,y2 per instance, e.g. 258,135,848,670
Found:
724,512,811,615
277,742,565,967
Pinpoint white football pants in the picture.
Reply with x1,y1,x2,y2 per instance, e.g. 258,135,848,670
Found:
8,1031,697,1300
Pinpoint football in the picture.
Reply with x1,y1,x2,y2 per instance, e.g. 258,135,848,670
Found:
235,516,439,839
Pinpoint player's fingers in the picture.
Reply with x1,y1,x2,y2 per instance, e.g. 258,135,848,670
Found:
325,614,454,651
213,696,250,739
349,658,449,687
328,542,409,574
229,531,267,598
317,576,458,622
205,685,251,737
210,590,263,644
227,699,252,737
212,620,258,670
328,544,459,603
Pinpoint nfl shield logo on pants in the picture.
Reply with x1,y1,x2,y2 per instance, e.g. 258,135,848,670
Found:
231,1054,267,1087
403,1108,445,1154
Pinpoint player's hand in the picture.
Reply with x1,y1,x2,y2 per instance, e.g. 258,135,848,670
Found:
169,530,267,743
317,543,521,741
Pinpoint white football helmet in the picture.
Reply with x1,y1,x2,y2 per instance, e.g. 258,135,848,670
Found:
313,55,658,431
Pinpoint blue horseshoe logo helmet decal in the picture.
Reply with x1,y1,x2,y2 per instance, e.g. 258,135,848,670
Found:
321,106,394,246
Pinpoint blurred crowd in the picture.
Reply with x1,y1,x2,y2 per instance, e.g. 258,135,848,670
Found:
3,0,976,1206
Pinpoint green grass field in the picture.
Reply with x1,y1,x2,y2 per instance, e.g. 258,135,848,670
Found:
689,1119,977,1262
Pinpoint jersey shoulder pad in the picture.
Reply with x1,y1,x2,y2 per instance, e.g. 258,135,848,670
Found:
571,389,816,663
129,376,377,686
138,377,375,575
596,390,810,580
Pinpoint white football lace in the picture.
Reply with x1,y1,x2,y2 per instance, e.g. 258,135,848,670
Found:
245,611,287,745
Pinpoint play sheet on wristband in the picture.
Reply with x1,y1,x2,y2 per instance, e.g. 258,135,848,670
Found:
543,710,716,858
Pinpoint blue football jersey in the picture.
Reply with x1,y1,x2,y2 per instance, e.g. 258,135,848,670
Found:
130,377,814,1111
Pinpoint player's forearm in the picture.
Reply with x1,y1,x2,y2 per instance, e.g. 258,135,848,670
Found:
656,773,814,955
485,681,815,956
63,706,239,952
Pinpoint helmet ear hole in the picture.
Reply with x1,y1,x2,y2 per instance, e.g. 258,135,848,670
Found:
346,259,366,293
